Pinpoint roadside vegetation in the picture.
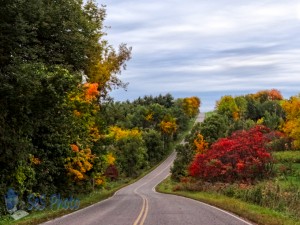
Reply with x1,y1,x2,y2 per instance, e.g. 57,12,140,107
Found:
160,90,300,225
0,0,201,224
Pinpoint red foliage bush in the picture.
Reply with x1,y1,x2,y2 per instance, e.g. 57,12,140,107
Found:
189,125,279,182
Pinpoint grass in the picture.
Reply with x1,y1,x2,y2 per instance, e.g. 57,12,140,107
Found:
273,151,300,188
156,177,300,225
273,151,300,163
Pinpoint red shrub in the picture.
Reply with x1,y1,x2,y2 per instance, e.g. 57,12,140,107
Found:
189,125,277,182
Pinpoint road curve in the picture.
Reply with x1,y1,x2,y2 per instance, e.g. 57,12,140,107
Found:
42,113,253,225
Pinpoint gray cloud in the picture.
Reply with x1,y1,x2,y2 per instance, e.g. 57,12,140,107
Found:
99,0,300,111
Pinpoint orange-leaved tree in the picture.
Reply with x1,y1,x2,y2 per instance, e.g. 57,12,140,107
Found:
193,133,208,154
65,82,102,187
252,89,283,102
65,145,95,181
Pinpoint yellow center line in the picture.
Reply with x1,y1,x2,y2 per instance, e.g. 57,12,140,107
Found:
133,193,148,225
133,152,176,225
139,197,149,225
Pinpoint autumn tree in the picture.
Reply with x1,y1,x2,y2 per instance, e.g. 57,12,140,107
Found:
0,0,131,94
253,89,283,102
160,115,178,137
107,127,147,177
282,95,300,148
193,134,208,154
182,97,201,117
216,95,239,120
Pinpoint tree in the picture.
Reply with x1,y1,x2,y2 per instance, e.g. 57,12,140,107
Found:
282,95,300,148
244,95,262,121
160,115,178,137
199,114,228,145
235,96,248,120
171,144,194,181
142,129,164,164
0,0,131,95
216,95,239,120
0,64,80,195
182,97,201,117
253,89,283,102
0,0,131,207
193,134,208,154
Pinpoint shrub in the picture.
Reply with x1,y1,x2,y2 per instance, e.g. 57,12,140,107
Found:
189,125,280,183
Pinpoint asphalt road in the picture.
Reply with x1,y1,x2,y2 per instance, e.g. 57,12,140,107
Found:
42,113,253,225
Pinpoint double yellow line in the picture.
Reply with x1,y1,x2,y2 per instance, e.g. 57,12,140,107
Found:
133,191,149,225
132,155,176,225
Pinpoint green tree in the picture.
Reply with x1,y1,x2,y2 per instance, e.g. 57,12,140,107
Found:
216,95,239,120
199,114,228,145
0,0,131,207
115,137,148,177
143,129,164,164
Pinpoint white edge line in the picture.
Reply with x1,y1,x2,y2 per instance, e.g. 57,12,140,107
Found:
152,177,253,225
42,187,122,224
43,152,176,224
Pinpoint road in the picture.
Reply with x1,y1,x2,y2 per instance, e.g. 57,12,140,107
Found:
43,113,252,225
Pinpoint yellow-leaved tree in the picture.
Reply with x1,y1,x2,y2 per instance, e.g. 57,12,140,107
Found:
193,134,208,154
282,95,300,148
108,126,141,140
216,95,239,120
182,97,201,117
160,116,178,136
65,146,95,181
107,126,146,177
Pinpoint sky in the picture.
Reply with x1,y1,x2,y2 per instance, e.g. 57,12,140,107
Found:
98,0,300,111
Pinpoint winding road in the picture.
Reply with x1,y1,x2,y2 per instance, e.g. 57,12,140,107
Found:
43,113,253,225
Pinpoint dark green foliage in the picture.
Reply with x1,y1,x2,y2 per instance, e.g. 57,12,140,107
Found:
226,119,256,136
199,114,228,145
171,100,191,132
0,63,78,194
102,94,195,178
245,96,262,121
143,129,164,165
262,111,281,130
171,144,194,181
0,0,105,71
133,94,174,108
114,137,148,177
0,0,130,214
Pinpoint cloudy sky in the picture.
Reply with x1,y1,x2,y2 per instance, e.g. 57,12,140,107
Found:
98,0,300,111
